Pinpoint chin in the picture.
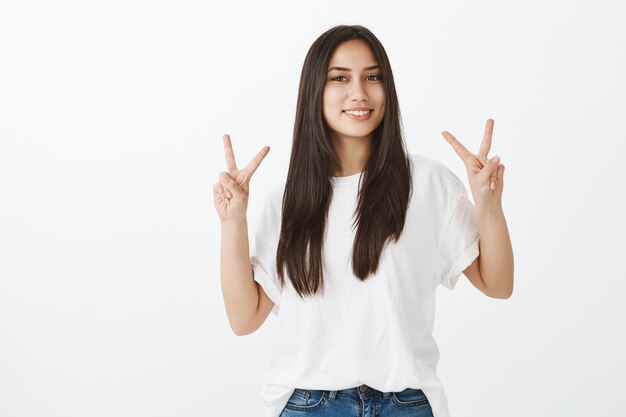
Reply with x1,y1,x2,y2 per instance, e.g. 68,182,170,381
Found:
346,126,378,136
342,132,376,140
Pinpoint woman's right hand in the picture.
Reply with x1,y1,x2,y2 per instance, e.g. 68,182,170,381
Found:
213,133,270,223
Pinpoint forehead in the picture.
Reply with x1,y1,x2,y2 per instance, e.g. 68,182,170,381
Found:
328,39,378,69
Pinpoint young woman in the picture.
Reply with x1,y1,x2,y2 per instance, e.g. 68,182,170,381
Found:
214,25,513,417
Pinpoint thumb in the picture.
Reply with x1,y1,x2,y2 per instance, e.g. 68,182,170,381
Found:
219,172,244,198
479,155,500,181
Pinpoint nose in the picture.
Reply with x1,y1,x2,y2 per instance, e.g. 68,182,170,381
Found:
349,78,368,102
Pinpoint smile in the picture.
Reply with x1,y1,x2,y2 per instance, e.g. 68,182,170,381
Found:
343,110,373,120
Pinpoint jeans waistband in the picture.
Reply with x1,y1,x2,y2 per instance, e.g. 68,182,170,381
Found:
327,384,391,400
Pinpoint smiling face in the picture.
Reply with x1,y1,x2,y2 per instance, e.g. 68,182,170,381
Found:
323,39,386,145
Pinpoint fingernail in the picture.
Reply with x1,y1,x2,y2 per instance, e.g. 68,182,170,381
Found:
492,156,500,163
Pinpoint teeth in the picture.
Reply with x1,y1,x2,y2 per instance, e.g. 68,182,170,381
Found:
345,110,371,116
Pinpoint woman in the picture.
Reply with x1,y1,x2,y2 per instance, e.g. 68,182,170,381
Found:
214,24,514,417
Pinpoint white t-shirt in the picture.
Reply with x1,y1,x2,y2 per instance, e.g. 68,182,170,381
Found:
250,153,480,417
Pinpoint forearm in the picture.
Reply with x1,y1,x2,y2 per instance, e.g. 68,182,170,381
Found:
476,202,514,298
220,219,258,334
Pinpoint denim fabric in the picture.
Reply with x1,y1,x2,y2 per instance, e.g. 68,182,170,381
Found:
279,384,434,417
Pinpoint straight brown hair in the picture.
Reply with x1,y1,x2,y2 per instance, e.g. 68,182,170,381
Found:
276,24,413,300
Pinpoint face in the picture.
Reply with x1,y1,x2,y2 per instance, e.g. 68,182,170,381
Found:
323,39,386,144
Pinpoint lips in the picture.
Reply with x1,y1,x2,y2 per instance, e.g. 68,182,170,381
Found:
343,109,373,121
344,107,373,112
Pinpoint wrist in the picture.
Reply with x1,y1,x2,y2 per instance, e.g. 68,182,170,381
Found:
475,200,503,216
220,217,248,228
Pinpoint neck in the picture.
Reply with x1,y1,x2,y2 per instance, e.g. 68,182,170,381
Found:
332,134,372,176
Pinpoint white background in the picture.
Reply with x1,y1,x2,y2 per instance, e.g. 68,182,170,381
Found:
1,0,625,416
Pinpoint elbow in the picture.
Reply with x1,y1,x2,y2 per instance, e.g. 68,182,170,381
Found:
483,269,514,299
231,324,254,336
226,300,261,336
504,286,514,299
230,317,259,336
489,280,514,299
490,289,513,299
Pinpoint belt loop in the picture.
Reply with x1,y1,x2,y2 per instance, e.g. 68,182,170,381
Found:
328,390,337,400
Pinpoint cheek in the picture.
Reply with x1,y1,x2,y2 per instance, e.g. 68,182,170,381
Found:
323,87,342,106
323,88,342,119
374,89,386,119
377,106,386,122
373,86,385,104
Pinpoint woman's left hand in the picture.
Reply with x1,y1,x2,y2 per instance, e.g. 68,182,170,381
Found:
441,118,505,207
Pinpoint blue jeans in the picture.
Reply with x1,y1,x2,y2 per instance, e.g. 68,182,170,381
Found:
279,384,435,417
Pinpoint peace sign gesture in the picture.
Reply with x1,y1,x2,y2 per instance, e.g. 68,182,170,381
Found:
213,133,270,222
441,119,506,207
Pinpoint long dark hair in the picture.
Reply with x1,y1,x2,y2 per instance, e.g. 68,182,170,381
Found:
276,24,412,299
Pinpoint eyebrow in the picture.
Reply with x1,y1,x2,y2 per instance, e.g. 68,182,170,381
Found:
327,65,381,72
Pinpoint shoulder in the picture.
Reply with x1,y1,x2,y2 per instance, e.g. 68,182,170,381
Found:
263,179,287,215
254,180,286,234
408,152,446,173
408,152,469,198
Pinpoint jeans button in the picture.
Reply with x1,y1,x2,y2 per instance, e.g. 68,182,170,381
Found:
359,384,368,392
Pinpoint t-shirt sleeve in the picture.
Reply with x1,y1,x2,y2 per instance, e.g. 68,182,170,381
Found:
435,169,481,290
250,187,283,316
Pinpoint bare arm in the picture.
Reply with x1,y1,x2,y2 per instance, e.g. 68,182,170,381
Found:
442,119,514,299
475,202,514,298
220,219,259,335
213,133,271,336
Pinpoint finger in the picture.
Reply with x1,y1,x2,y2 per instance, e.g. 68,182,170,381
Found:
475,153,487,168
243,145,270,179
213,181,229,201
490,164,499,190
479,119,494,158
497,164,505,188
441,131,472,160
479,155,500,183
219,171,242,198
223,134,238,173
213,181,224,196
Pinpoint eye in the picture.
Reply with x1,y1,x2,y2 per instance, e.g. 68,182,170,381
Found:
330,74,382,82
